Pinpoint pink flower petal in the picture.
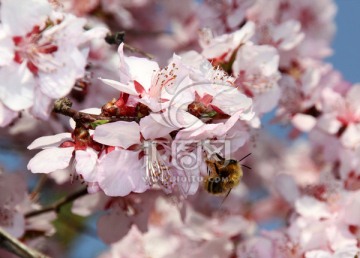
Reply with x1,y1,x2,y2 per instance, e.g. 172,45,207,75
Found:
99,78,138,95
98,149,148,196
94,121,140,148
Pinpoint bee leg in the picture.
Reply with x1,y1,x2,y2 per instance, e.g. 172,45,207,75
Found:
214,163,220,175
215,153,225,161
241,164,252,170
206,161,215,175
220,188,232,207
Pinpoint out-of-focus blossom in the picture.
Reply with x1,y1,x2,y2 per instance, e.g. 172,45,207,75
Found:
233,44,281,114
198,0,256,35
199,21,255,65
99,196,255,257
0,172,27,238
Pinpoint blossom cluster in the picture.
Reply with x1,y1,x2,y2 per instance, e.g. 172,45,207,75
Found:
0,0,359,257
0,0,108,126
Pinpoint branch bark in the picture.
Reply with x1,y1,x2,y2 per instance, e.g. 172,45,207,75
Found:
25,187,88,219
53,97,140,125
0,227,49,258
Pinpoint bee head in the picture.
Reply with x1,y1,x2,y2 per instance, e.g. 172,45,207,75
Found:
228,159,238,165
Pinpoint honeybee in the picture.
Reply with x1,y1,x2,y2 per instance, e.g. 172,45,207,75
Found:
204,153,251,200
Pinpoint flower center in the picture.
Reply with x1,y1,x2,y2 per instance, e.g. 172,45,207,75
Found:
12,25,58,75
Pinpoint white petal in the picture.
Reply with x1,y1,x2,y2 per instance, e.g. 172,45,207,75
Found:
0,63,35,111
0,27,14,66
140,113,177,139
252,84,281,114
273,20,304,51
48,169,70,185
27,147,74,173
0,102,18,127
38,50,82,99
291,114,317,132
274,174,300,204
316,114,342,134
75,149,98,182
341,124,360,149
28,133,72,150
72,192,104,216
211,85,253,115
295,196,331,219
343,191,360,225
1,0,51,36
80,26,109,45
30,87,53,120
117,43,131,84
99,78,138,95
94,121,140,148
2,212,25,238
346,84,360,115
98,149,148,196
305,250,332,258
233,44,279,77
124,56,159,91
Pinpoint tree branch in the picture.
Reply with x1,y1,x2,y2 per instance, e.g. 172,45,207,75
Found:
25,187,88,219
105,31,154,59
53,97,140,125
0,227,49,258
30,175,48,201
123,43,154,60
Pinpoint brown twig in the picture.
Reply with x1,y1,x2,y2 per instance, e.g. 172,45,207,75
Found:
0,226,49,258
53,97,140,125
25,187,88,218
30,175,48,201
123,43,154,60
104,31,154,59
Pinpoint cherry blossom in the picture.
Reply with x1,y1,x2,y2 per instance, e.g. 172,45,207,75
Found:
0,172,27,238
99,196,255,257
2,0,360,257
0,0,108,124
27,129,102,187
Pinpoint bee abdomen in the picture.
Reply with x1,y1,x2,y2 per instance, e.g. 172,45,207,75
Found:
205,177,224,194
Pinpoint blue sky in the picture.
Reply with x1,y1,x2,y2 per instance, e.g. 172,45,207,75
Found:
328,0,360,83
